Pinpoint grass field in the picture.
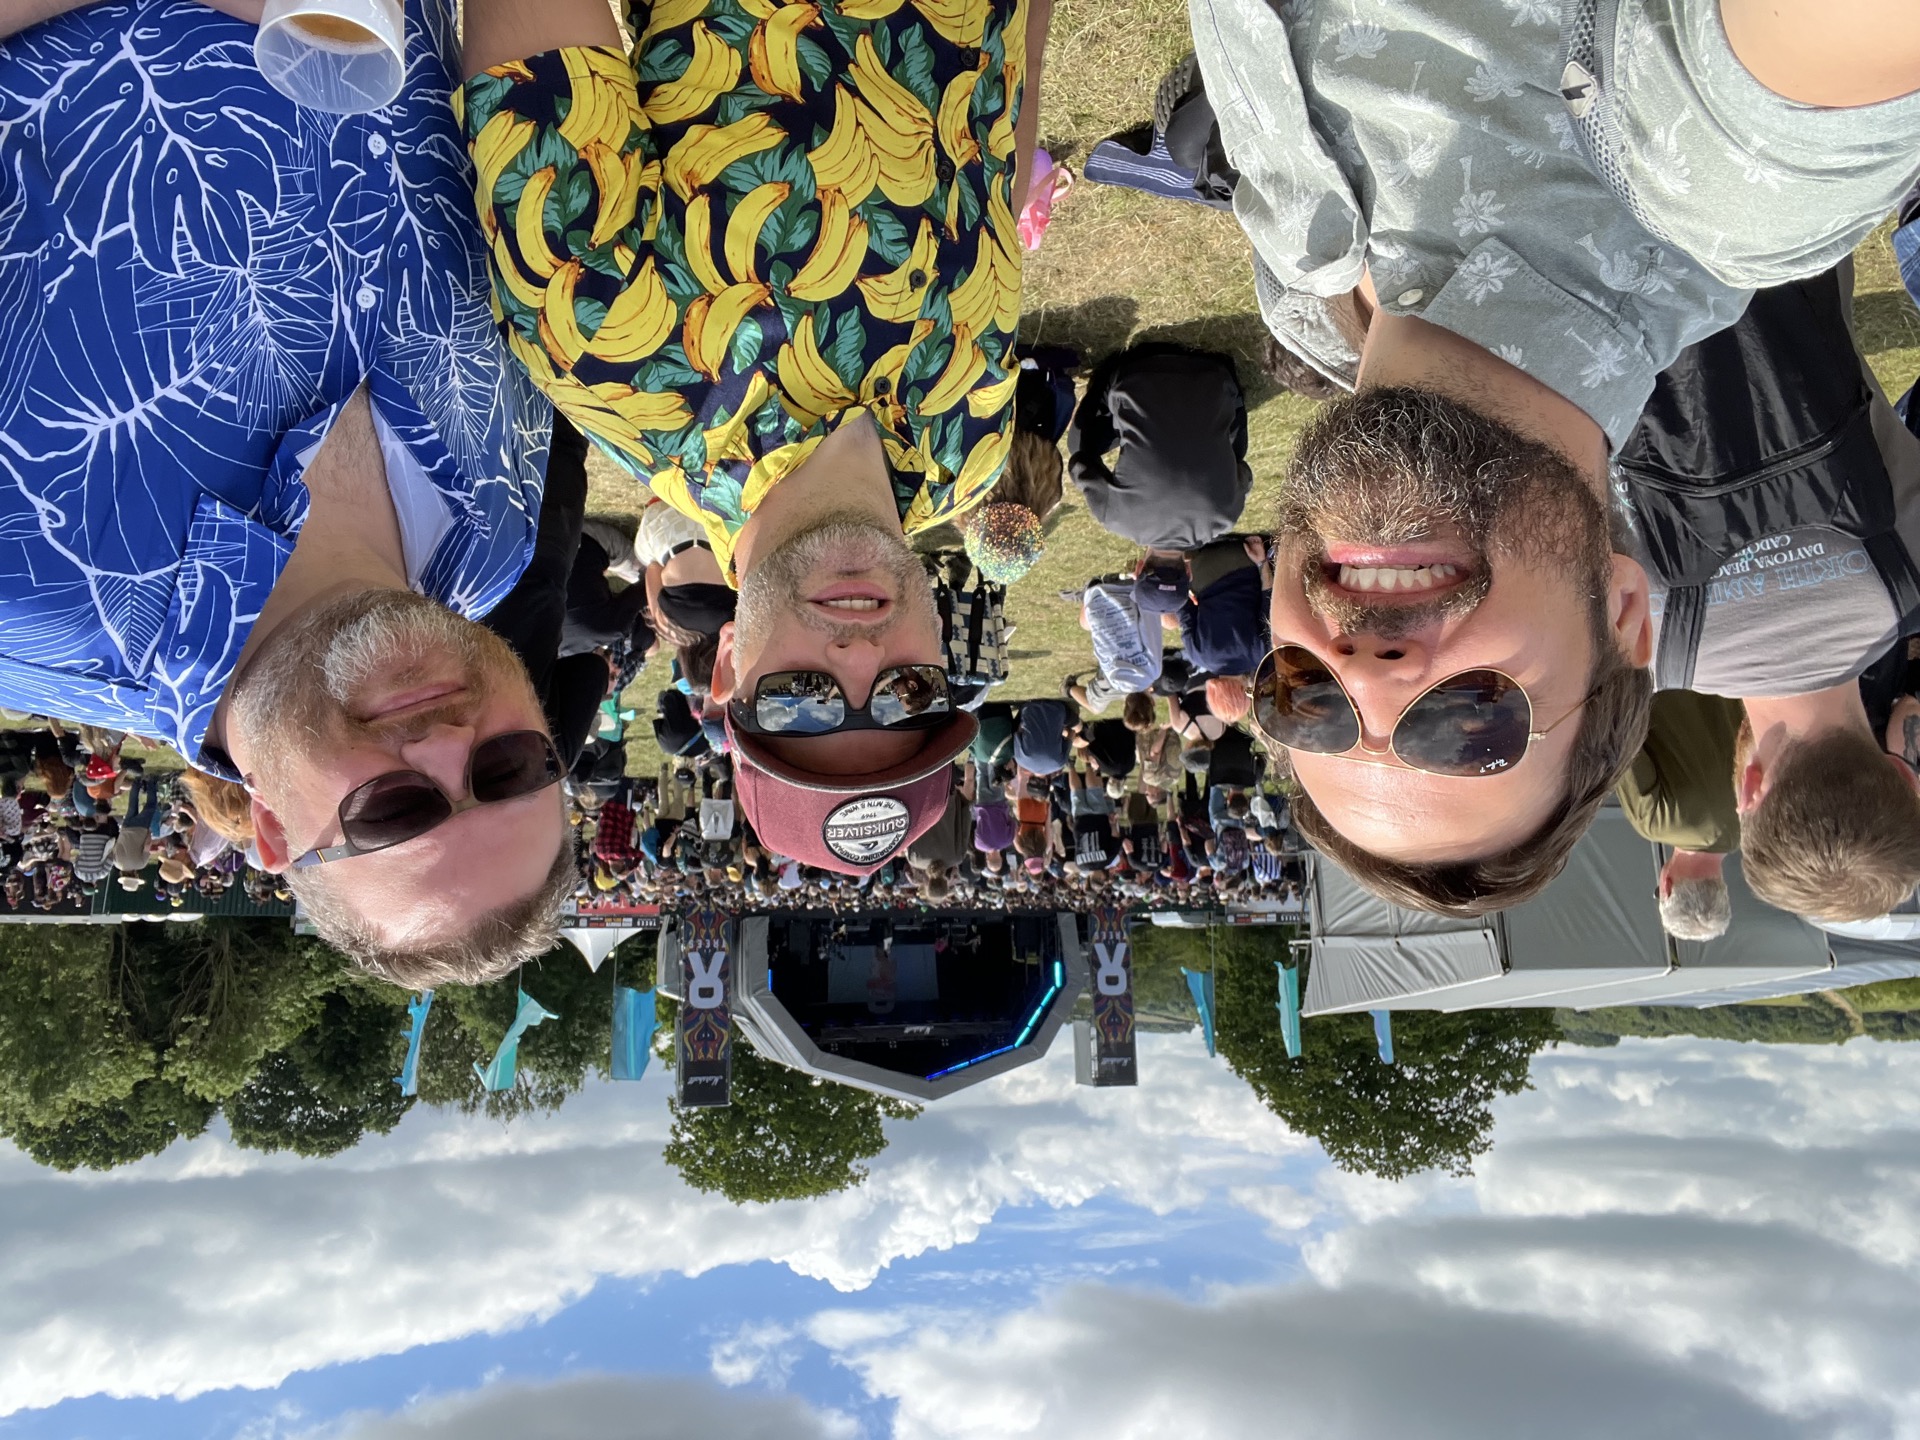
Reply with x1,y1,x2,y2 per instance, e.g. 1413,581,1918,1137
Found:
589,9,1920,772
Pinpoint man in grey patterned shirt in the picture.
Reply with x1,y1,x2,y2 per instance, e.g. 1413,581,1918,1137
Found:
1202,0,1920,914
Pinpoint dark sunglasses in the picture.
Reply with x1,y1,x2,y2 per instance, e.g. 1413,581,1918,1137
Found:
728,666,951,737
291,730,562,868
1249,645,1588,777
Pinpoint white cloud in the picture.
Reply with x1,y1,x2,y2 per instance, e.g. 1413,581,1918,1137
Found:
815,1284,1805,1440
316,1373,854,1440
789,1038,1920,1440
0,1034,1305,1417
19,1025,1920,1438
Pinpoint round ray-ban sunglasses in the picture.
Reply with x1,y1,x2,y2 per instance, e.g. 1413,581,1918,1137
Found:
1248,645,1591,777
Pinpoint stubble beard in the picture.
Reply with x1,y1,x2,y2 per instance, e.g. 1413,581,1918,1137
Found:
732,512,938,664
1276,386,1613,641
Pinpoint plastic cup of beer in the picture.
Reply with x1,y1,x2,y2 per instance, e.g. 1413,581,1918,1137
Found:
254,0,406,115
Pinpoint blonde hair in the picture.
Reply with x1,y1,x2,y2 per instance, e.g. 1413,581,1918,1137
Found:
992,430,1065,522
1205,676,1252,725
179,770,256,846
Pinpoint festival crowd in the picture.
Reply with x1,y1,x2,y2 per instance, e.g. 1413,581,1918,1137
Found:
1,0,1919,986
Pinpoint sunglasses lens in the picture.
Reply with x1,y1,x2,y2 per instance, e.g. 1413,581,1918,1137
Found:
867,667,951,728
471,730,562,802
339,774,451,851
1394,670,1533,776
1252,646,1361,754
754,672,846,734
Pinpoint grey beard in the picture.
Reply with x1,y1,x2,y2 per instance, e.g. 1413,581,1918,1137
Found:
732,512,935,660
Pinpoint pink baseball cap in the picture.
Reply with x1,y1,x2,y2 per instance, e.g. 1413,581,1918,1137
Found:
728,711,979,876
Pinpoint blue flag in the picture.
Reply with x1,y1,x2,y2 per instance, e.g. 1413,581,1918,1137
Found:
474,989,558,1093
612,986,657,1081
1274,964,1301,1061
1183,968,1217,1058
1371,1009,1396,1065
395,990,433,1097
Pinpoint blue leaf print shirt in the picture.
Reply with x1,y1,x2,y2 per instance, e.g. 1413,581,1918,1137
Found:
0,0,548,777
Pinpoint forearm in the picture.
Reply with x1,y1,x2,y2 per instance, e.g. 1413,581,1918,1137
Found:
0,0,90,41
462,0,619,79
1011,0,1052,210
1720,0,1920,106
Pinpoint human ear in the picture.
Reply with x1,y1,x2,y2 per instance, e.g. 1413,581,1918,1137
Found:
710,621,739,704
1607,553,1655,668
1734,753,1767,817
249,795,293,874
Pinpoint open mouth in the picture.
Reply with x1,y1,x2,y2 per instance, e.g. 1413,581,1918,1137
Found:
1325,561,1468,596
1315,542,1479,604
807,580,893,619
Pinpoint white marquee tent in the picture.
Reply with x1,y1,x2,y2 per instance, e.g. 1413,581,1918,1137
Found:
1303,804,1920,1016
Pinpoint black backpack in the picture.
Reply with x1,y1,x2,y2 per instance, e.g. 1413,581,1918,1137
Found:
1616,263,1920,691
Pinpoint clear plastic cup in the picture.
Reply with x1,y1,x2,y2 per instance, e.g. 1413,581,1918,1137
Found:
254,0,406,115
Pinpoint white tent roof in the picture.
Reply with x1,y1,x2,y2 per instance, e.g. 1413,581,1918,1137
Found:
561,927,644,973
1305,803,1836,1015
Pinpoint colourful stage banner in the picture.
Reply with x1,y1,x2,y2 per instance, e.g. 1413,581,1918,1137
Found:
677,908,732,1108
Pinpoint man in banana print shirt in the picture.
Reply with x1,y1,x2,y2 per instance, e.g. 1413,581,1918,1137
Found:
463,0,1048,873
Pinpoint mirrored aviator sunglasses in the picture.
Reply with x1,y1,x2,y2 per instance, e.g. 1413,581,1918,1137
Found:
327,730,563,858
738,665,952,737
1250,645,1540,778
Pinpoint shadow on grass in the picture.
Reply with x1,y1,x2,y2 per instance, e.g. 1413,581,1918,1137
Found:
1855,286,1920,377
1020,300,1284,405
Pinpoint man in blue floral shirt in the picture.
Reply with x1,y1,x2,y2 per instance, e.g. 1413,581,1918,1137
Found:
0,0,571,984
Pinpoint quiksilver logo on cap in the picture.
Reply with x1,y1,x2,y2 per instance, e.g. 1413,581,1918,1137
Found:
822,796,911,865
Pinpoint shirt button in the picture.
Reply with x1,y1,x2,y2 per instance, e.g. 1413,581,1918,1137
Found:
1396,288,1425,306
356,285,379,309
908,268,928,289
935,155,955,184
368,133,389,157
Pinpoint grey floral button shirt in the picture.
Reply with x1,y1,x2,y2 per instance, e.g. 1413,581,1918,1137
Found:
1189,0,1751,448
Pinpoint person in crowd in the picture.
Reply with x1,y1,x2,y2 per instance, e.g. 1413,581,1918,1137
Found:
1014,698,1076,778
1613,692,1745,942
1179,537,1270,681
1069,577,1162,714
1068,343,1254,551
1206,0,1920,916
0,0,571,979
459,0,1051,878
1615,268,1920,925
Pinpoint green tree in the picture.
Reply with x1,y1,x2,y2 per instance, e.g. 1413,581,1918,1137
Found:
420,944,622,1117
8,1077,215,1172
225,1050,413,1158
0,924,155,1131
1211,929,1556,1180
1556,1001,1854,1047
663,1045,917,1204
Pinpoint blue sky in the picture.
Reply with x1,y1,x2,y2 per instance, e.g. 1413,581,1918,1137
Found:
5,1031,1920,1438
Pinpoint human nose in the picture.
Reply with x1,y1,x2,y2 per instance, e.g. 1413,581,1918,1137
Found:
1327,634,1429,751
825,633,887,706
395,723,479,799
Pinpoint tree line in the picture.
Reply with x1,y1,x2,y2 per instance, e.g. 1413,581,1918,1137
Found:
0,919,911,1199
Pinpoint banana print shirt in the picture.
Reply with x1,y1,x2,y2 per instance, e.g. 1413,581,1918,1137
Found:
461,0,1028,581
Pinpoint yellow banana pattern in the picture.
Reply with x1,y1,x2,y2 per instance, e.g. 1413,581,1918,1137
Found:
463,0,1027,571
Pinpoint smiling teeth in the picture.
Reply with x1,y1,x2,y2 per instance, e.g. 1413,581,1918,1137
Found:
820,596,883,610
1337,563,1462,593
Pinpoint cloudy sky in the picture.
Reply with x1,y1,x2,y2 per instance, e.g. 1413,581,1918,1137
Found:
2,1026,1918,1440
